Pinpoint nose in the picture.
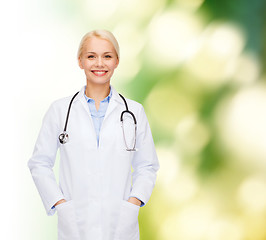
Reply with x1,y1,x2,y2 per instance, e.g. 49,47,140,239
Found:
96,57,104,67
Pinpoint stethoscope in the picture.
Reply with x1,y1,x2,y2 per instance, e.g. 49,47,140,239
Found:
58,91,137,151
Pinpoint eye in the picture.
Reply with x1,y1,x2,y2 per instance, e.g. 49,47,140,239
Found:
88,55,95,59
105,55,112,58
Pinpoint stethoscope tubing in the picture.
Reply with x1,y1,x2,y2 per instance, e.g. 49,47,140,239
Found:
119,93,137,124
63,91,79,132
59,91,137,151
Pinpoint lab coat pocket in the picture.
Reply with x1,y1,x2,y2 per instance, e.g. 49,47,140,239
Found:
55,200,80,240
114,200,140,240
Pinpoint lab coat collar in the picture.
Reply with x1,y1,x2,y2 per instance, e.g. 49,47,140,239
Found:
73,85,125,126
74,85,124,105
110,85,125,105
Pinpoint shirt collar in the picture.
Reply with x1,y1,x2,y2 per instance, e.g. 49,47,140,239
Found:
84,86,112,103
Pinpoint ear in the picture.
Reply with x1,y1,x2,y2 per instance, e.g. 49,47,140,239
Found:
114,58,119,69
78,57,84,69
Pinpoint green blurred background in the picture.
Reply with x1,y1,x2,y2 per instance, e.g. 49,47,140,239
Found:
4,0,266,239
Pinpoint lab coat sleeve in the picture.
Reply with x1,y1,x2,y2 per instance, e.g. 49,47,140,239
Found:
129,105,159,207
28,102,65,216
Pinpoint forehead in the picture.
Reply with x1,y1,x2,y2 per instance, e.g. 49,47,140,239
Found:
83,37,116,52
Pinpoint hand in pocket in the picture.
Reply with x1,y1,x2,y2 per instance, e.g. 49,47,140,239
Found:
114,200,140,240
55,200,80,240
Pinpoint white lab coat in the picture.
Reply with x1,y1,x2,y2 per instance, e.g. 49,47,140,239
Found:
28,85,159,240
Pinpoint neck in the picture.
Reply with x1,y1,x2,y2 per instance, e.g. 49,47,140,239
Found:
85,81,110,102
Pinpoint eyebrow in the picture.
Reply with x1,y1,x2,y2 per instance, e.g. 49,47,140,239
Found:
86,52,114,54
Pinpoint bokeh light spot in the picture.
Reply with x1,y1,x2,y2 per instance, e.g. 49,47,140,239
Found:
216,84,266,168
148,10,203,68
185,22,246,87
175,114,211,155
145,81,198,131
238,176,266,213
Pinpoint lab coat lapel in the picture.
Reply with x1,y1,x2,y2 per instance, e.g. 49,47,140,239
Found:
104,86,124,121
75,86,94,125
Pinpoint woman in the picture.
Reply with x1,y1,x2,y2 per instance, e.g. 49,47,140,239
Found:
28,29,159,240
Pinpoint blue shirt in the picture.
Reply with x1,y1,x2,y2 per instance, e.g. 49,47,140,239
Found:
84,86,112,146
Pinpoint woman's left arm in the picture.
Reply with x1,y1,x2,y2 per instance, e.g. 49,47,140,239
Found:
129,105,160,207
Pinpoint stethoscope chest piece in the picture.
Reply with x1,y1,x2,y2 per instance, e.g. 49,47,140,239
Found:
58,91,79,145
59,131,69,144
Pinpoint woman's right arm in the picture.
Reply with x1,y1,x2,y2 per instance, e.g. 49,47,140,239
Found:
28,102,65,216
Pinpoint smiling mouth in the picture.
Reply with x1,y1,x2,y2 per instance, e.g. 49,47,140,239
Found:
91,70,108,76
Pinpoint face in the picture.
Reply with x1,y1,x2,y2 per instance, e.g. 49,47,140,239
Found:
78,37,119,86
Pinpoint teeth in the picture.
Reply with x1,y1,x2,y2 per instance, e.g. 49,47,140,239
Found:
92,70,107,76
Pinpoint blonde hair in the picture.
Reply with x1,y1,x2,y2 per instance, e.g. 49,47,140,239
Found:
77,29,120,60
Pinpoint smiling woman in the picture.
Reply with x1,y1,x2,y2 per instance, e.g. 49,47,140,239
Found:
78,38,119,94
27,29,159,240
77,31,120,109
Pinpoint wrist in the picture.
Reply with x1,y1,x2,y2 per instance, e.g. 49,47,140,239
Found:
54,199,66,207
128,197,141,206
